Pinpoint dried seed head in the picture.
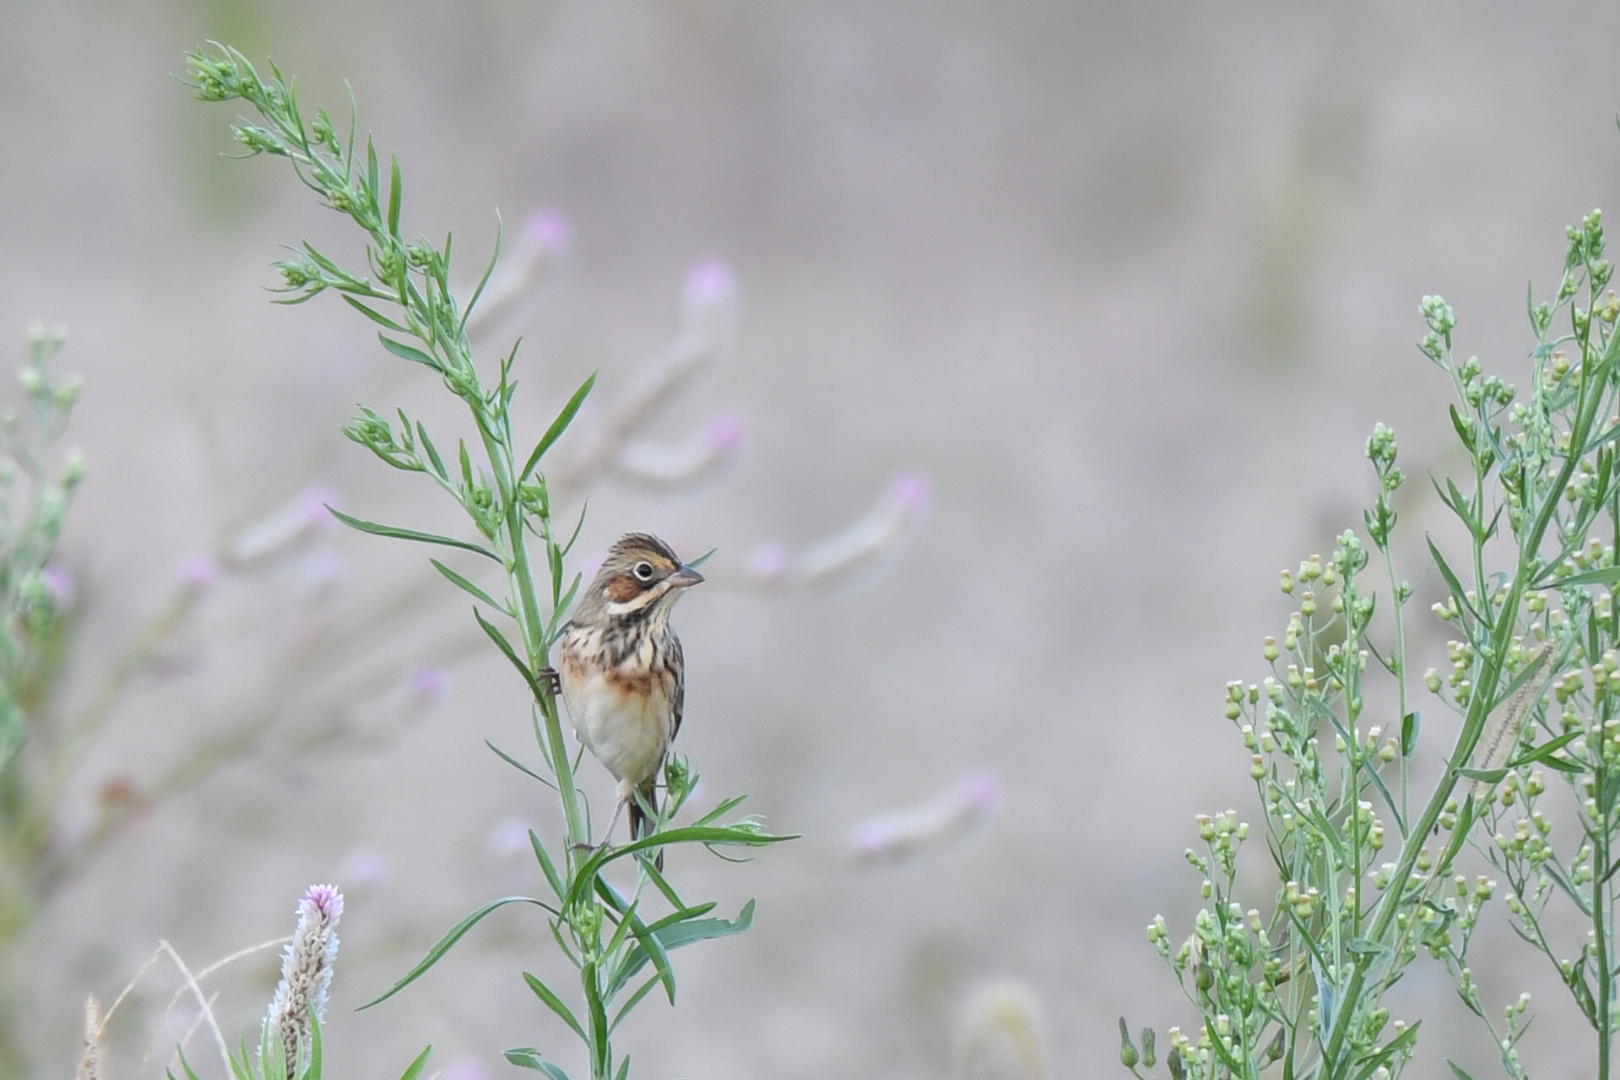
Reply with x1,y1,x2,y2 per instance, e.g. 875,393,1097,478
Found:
77,995,101,1080
956,979,1046,1080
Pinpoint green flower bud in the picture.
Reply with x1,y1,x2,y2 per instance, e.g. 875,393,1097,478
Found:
1119,1018,1140,1068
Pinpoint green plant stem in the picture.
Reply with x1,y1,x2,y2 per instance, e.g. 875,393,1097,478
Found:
1595,759,1613,1080
1325,308,1616,1076
1383,551,1411,827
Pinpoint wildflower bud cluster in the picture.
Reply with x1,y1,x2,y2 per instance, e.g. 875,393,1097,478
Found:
1131,515,1430,1080
1127,211,1620,1080
0,326,86,778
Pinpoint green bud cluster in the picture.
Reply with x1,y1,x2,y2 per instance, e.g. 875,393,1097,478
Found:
1140,197,1620,1080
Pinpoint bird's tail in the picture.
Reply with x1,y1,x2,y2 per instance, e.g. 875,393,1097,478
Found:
629,780,663,870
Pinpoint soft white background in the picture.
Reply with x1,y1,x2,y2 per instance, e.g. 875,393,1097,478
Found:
5,2,1620,1078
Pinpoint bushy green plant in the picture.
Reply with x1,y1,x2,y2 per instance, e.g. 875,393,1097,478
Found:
185,43,791,1080
1123,211,1620,1080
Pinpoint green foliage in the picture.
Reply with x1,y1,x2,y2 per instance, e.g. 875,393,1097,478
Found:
0,326,83,780
1128,210,1620,1080
187,43,790,1080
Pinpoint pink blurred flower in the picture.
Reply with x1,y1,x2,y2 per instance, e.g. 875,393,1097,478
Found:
407,666,450,707
522,210,571,258
440,1058,491,1080
850,768,1003,865
485,817,534,866
176,554,221,592
707,413,745,454
299,550,349,599
337,848,391,895
745,543,791,583
614,412,745,485
889,470,931,513
230,485,341,564
39,566,73,606
683,258,736,311
790,470,931,586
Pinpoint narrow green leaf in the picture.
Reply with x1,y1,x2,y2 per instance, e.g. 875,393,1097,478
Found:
643,902,720,936
430,558,506,611
366,136,379,205
416,422,448,479
529,829,566,899
596,878,676,1003
565,827,793,910
1347,1023,1420,1080
1554,565,1620,589
1427,536,1480,623
1446,1059,1478,1080
549,916,582,968
691,794,749,827
597,880,644,964
485,739,555,790
302,241,345,277
686,547,718,569
1445,486,1481,541
458,438,475,493
327,506,500,562
548,542,565,606
474,606,551,704
462,212,504,335
308,1007,323,1076
558,502,590,561
342,294,409,333
1449,404,1475,451
548,573,584,641
378,333,439,369
172,1048,205,1080
582,962,610,1069
503,1049,571,1080
387,154,403,237
359,897,553,1008
610,974,662,1034
1346,938,1386,956
521,371,598,482
1401,711,1420,756
1360,765,1406,838
1435,794,1476,878
605,901,756,1001
614,1053,632,1080
523,972,587,1042
1506,729,1581,770
639,856,686,909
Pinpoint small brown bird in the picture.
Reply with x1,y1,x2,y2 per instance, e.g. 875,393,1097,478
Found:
557,533,704,855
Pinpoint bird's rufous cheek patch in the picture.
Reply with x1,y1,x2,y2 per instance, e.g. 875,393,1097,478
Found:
604,575,642,603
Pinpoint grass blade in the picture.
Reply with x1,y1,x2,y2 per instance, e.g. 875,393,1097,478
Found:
359,897,554,1008
328,506,500,562
520,371,597,482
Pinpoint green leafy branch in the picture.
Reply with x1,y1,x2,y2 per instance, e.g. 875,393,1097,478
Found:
187,43,790,1080
1125,210,1620,1080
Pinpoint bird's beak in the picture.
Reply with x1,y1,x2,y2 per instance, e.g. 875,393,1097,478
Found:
668,566,705,588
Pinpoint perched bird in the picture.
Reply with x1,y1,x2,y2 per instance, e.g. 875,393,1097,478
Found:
558,533,704,857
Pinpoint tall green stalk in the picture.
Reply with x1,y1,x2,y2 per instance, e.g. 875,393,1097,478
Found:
187,45,791,1080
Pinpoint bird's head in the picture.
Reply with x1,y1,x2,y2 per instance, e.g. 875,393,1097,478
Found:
580,533,704,622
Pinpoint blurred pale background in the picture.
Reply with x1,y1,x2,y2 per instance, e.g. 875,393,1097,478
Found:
6,2,1620,1078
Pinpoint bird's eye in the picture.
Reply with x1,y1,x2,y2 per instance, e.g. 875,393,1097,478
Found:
633,561,656,582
